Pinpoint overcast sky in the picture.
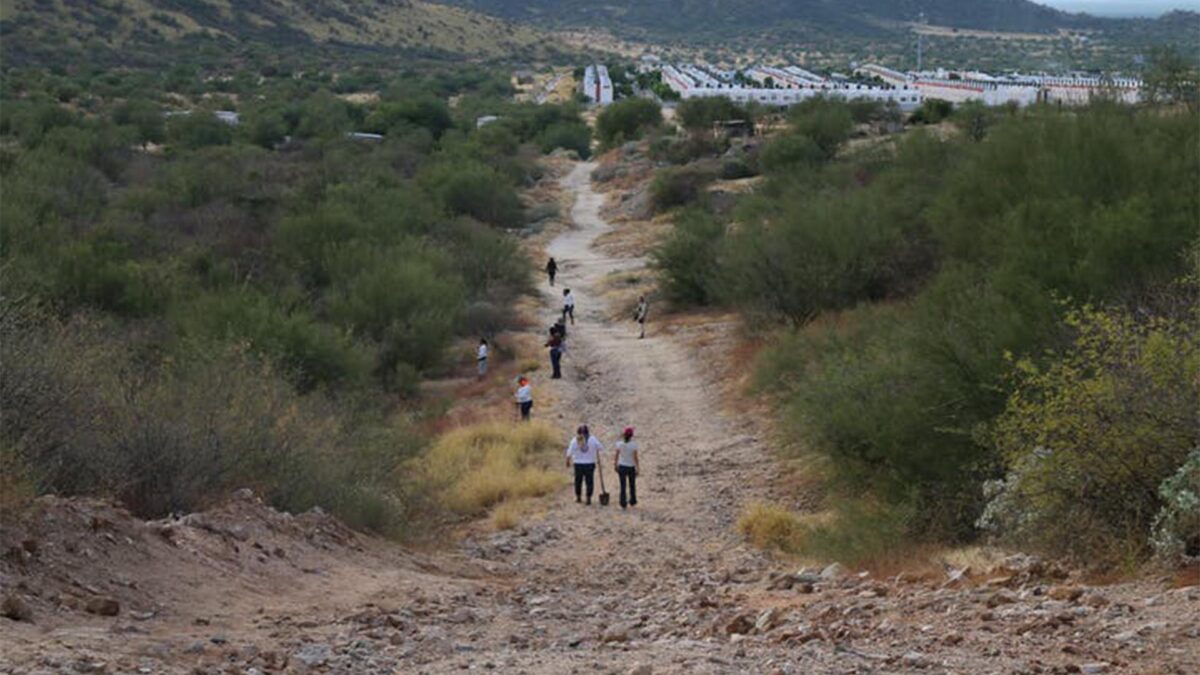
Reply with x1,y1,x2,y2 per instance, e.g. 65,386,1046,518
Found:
1039,0,1200,16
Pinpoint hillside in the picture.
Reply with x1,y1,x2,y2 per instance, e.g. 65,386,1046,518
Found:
0,0,557,65
448,0,1082,39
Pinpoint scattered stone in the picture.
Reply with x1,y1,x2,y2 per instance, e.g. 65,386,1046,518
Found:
2,594,33,622
755,608,782,633
1048,586,1085,602
902,651,929,669
1080,663,1111,674
601,624,631,643
85,597,120,616
293,643,332,667
628,664,653,675
986,591,1018,608
820,563,845,580
725,613,755,635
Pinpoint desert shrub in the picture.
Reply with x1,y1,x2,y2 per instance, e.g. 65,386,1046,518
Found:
651,209,724,306
979,305,1200,565
1150,449,1200,564
537,121,591,159
294,90,356,139
595,97,661,148
112,98,165,145
719,157,757,180
650,165,717,212
418,159,522,228
910,98,954,125
419,422,561,516
759,133,823,172
676,96,752,133
166,111,233,150
0,303,424,534
179,289,370,392
788,97,854,160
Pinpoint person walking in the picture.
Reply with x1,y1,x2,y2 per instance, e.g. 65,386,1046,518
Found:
545,327,563,379
566,425,604,505
476,338,489,379
634,296,648,339
562,289,575,326
546,257,558,287
613,427,640,508
514,376,533,421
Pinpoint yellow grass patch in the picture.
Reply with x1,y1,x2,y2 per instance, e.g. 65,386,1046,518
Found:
422,422,563,517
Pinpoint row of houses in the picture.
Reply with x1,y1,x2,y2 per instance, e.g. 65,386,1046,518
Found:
660,64,924,111
655,62,1144,111
856,64,1143,106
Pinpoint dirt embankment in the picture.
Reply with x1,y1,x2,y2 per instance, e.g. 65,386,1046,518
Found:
2,156,1198,675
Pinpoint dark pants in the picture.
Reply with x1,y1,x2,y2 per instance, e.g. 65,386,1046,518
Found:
549,271,555,286
573,463,595,503
550,348,562,379
563,305,574,325
519,400,533,421
618,465,637,507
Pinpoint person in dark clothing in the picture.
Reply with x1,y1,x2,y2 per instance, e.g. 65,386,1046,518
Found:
566,425,603,505
613,427,640,508
545,327,563,379
546,257,558,286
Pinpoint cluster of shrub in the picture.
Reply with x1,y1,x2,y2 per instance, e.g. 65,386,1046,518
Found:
652,93,1199,567
0,62,593,535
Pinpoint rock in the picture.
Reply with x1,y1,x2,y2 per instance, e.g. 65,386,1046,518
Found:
819,563,845,580
796,582,815,594
85,597,120,616
21,538,38,554
601,624,631,643
754,608,781,633
724,613,755,635
1082,593,1110,607
1048,586,1085,602
628,664,653,675
2,594,33,622
294,643,332,667
1080,663,1111,674
902,651,929,669
986,591,1018,608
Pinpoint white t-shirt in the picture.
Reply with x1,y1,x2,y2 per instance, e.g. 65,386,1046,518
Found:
515,384,532,403
563,293,575,308
566,436,603,464
477,344,488,360
615,440,638,467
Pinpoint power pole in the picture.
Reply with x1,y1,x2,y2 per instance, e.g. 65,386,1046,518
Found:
917,11,925,72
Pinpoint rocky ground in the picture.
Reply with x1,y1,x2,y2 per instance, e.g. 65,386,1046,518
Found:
2,160,1197,674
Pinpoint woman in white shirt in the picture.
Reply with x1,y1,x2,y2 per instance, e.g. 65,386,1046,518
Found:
562,289,576,325
565,424,604,505
613,427,640,508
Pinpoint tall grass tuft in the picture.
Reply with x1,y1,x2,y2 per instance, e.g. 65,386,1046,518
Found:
420,422,562,516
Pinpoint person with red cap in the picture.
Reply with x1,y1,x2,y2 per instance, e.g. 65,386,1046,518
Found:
613,427,640,508
514,376,533,422
566,424,604,504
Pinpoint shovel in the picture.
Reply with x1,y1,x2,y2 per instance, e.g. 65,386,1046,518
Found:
597,462,610,506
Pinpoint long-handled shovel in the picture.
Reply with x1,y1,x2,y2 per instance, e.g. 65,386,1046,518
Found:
597,461,610,506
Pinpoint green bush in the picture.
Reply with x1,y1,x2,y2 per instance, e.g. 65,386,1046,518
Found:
788,97,854,160
650,165,717,213
676,96,752,133
538,121,592,158
167,111,233,150
651,209,725,306
979,305,1200,566
418,160,523,228
595,97,661,148
1151,449,1200,564
759,133,823,173
910,98,954,125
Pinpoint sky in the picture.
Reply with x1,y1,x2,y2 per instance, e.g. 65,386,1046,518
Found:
1038,0,1200,16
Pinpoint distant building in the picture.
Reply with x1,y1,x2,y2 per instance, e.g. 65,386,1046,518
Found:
582,64,614,105
667,63,922,111
857,64,1142,107
476,115,501,128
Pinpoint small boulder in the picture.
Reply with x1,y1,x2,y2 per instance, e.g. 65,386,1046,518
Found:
2,594,33,622
724,613,755,635
628,665,653,675
1048,586,1085,602
85,597,120,616
819,563,845,580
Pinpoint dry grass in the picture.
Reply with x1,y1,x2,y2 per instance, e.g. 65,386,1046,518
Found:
737,502,810,555
422,422,562,517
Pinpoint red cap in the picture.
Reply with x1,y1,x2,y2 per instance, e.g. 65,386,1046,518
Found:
623,427,634,437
